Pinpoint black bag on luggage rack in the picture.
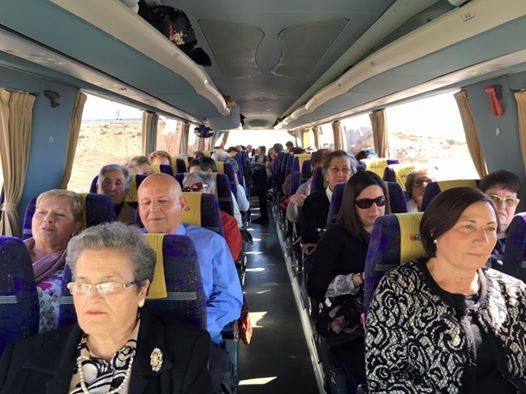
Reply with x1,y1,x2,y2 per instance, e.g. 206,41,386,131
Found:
315,289,364,347
138,1,212,66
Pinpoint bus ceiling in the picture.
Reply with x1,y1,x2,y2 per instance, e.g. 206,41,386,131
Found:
0,0,525,130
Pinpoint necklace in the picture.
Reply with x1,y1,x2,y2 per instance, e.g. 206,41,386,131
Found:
76,353,134,394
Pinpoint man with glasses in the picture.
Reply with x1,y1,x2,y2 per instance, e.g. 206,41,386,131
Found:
479,170,521,262
404,169,433,212
301,150,357,244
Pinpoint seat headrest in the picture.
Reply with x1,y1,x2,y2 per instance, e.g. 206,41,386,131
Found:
421,179,479,210
361,158,389,178
383,163,415,189
144,233,168,299
397,213,426,263
181,192,202,226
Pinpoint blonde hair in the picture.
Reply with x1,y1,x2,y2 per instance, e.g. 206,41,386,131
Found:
36,189,83,223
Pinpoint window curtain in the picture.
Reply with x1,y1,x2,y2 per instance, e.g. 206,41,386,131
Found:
301,128,310,148
220,131,229,148
180,122,190,154
312,126,320,150
60,91,87,189
514,91,526,172
369,109,387,157
141,111,158,155
332,120,343,150
0,90,36,236
454,90,488,177
197,136,205,151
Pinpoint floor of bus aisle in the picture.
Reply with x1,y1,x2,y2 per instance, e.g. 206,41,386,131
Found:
237,212,318,393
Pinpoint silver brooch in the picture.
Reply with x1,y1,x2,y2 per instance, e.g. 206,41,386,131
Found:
150,347,163,372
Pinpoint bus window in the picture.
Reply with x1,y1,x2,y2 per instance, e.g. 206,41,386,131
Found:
156,116,183,155
340,113,373,154
68,94,142,192
319,124,335,150
386,92,478,180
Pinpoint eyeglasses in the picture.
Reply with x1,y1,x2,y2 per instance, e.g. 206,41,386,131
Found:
413,178,432,187
355,195,387,209
67,281,136,295
329,167,351,175
182,182,208,192
488,194,520,208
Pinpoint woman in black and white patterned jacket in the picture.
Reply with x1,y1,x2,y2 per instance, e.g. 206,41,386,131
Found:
365,187,526,393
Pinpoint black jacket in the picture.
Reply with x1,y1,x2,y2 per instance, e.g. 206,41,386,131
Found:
0,309,212,394
307,224,368,300
300,189,330,244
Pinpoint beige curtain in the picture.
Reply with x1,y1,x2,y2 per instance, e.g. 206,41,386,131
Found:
454,90,488,177
369,109,387,157
220,131,229,148
514,91,526,171
301,128,310,148
60,91,87,189
312,126,320,150
197,137,205,151
180,122,190,154
0,90,36,236
332,120,343,150
141,111,158,155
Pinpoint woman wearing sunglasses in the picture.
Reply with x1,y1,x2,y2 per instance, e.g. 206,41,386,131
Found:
405,168,433,212
307,171,390,393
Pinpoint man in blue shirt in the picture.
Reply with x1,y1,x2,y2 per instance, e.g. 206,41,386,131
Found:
137,173,242,343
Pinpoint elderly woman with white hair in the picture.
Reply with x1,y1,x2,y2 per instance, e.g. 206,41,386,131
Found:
0,222,212,393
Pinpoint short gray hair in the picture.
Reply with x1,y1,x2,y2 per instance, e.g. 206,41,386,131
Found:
183,171,216,193
322,150,357,177
97,164,131,190
66,222,155,288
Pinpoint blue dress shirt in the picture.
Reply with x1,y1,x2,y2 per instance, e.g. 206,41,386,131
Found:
174,224,243,343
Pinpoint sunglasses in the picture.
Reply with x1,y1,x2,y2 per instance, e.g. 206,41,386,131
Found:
354,195,386,209
182,182,208,192
488,194,520,208
414,178,432,187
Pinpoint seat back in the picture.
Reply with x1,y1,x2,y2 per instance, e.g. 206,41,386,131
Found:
215,161,237,194
173,155,189,173
383,163,415,190
364,213,426,311
176,172,234,216
301,160,312,183
327,183,345,225
386,181,408,214
90,174,147,206
144,234,207,329
502,212,526,281
0,236,39,356
360,158,399,178
57,234,207,330
421,179,479,211
182,192,224,236
23,193,116,240
150,163,174,176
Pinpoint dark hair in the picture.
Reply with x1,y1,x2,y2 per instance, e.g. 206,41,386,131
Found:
322,150,357,177
336,171,390,237
198,156,217,172
290,147,306,154
405,169,429,199
311,149,329,168
479,170,520,194
188,158,201,169
420,187,498,257
273,143,284,153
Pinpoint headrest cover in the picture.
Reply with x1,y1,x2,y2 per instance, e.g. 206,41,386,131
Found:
437,179,478,191
181,192,202,226
397,212,426,263
124,175,138,203
390,163,415,189
150,163,161,174
296,154,311,172
362,158,389,178
78,193,89,231
216,161,224,173
175,155,189,167
144,233,168,299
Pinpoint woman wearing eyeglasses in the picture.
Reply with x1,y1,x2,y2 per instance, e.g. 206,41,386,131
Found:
0,222,212,394
307,171,390,393
404,169,433,212
366,187,526,392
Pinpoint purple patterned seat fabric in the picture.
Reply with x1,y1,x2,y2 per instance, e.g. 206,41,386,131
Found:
502,213,526,282
0,236,39,356
310,167,324,193
301,160,312,183
386,182,408,214
327,183,345,225
421,180,479,211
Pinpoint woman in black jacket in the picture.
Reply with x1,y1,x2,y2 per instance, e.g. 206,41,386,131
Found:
307,171,390,394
